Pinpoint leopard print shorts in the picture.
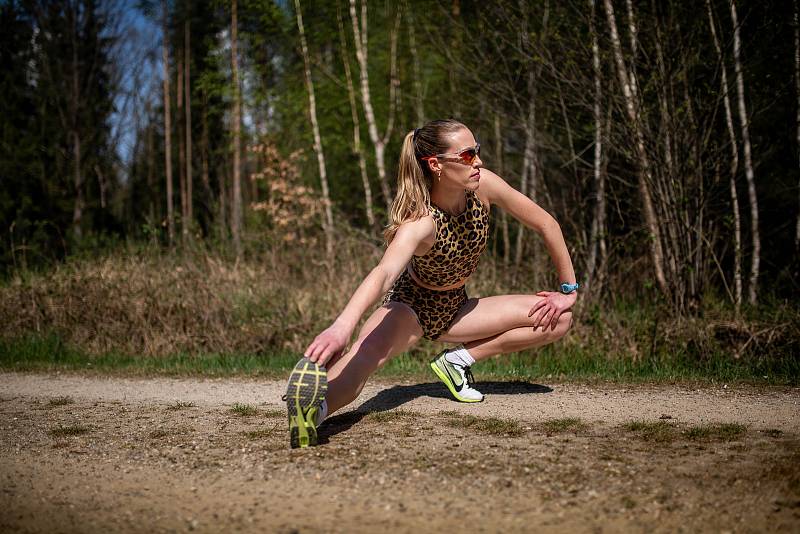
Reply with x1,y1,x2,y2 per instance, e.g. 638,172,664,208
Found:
382,270,468,340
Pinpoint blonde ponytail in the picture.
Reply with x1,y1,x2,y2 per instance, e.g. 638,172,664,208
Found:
384,131,431,243
383,119,467,243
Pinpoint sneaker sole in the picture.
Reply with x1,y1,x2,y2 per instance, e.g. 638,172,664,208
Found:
285,357,328,448
429,360,483,403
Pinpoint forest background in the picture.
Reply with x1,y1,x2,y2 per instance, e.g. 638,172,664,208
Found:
1,0,798,383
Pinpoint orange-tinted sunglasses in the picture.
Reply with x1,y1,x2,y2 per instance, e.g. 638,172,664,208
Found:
421,143,481,165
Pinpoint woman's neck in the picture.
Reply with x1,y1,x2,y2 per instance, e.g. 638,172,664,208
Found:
430,183,466,216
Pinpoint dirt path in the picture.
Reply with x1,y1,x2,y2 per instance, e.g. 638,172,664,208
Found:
1,372,798,533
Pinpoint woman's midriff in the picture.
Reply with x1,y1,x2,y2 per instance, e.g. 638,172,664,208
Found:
406,264,468,291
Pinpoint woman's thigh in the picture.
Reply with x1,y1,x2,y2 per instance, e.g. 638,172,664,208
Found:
436,294,546,344
328,301,423,380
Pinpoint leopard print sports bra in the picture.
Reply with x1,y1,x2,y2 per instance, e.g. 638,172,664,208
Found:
410,189,490,287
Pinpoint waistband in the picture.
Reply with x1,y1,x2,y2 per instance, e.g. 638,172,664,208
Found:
406,264,467,292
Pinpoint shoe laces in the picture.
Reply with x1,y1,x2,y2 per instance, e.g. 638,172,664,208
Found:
463,365,476,388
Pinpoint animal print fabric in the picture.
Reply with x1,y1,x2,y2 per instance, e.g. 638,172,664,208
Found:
382,189,489,340
410,189,489,287
382,270,468,340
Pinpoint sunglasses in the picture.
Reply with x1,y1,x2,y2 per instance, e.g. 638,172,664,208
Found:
421,143,481,165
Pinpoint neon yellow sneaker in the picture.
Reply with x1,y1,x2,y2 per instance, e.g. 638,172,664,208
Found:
284,357,327,448
430,350,484,402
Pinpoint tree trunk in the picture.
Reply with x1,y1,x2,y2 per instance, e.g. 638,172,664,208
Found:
177,48,187,242
162,0,175,246
586,0,606,298
494,113,510,266
70,8,83,240
295,0,334,258
603,0,668,295
795,0,800,251
184,17,193,238
231,0,243,258
337,3,375,228
730,0,760,304
201,90,212,217
405,1,424,125
706,0,742,311
349,0,395,213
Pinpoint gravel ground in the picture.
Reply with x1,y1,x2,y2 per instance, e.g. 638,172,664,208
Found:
1,372,798,533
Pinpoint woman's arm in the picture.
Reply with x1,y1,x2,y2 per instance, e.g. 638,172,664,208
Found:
304,217,434,366
480,169,577,330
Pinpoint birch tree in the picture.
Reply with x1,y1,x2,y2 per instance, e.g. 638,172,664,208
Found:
349,0,399,213
730,0,760,304
603,0,668,295
337,2,374,228
707,0,742,310
586,0,606,296
294,0,334,257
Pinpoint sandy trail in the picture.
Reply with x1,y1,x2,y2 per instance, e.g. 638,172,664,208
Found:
1,372,798,533
2,372,797,430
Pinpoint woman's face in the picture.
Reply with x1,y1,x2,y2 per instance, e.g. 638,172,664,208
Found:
432,128,483,190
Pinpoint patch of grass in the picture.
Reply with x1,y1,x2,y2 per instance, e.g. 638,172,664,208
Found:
541,417,586,433
440,411,526,437
762,428,783,438
166,401,196,410
48,424,90,437
685,423,746,441
623,420,677,442
230,403,259,417
47,396,74,407
2,329,797,385
364,409,419,423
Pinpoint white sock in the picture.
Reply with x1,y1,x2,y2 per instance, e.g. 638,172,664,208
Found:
444,345,475,367
315,399,328,426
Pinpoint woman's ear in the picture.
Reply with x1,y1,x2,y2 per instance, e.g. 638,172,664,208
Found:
426,157,441,175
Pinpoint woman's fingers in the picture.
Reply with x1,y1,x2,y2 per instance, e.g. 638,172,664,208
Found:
532,305,549,328
540,308,555,331
549,309,562,331
528,299,547,318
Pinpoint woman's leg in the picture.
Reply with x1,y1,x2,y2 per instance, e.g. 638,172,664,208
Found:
325,302,423,414
437,294,573,360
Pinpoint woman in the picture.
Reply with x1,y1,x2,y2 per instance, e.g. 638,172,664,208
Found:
285,119,578,448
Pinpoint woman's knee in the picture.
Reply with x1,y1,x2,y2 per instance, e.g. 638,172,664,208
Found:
551,311,573,340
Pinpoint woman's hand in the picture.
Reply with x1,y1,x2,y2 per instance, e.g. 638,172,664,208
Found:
304,320,352,368
528,291,577,331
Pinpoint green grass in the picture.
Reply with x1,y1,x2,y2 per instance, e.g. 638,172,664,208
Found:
541,417,587,433
48,424,90,437
363,409,419,423
440,410,526,437
623,420,678,442
230,403,259,417
684,423,747,441
0,332,797,385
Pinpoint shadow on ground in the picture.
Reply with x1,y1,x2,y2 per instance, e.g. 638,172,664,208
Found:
318,381,552,443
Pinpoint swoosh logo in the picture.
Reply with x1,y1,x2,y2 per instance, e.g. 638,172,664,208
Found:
442,360,464,391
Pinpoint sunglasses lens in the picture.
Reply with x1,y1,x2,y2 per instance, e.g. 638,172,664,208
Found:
460,145,480,164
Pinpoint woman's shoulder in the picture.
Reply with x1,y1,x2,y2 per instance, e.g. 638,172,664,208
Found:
395,213,436,238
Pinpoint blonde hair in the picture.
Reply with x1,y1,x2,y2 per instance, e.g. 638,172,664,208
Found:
384,119,467,243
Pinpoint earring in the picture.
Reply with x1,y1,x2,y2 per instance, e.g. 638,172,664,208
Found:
436,170,441,181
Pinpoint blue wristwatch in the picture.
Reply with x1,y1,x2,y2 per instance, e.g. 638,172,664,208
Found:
560,282,580,294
